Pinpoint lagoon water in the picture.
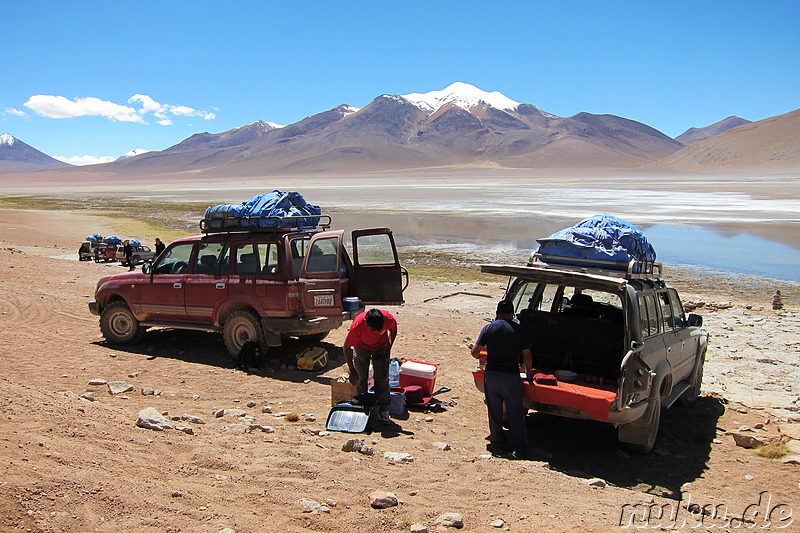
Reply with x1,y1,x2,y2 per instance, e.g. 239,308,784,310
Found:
316,183,800,282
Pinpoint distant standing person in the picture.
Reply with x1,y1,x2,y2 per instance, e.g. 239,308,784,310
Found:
122,239,134,271
154,238,165,257
343,308,398,424
471,300,533,459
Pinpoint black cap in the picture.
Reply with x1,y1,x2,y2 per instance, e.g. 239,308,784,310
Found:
496,300,514,314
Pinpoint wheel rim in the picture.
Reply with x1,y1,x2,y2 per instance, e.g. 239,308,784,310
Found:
232,320,255,349
110,311,134,337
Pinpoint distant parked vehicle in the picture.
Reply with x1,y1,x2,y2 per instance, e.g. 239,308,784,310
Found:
93,243,118,263
129,244,156,265
78,241,99,261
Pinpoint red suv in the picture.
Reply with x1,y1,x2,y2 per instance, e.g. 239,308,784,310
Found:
88,220,407,357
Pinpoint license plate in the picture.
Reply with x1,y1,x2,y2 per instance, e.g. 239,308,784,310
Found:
314,294,334,307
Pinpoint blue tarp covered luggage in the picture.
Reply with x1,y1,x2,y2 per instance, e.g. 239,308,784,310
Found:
203,190,321,231
104,235,122,244
86,233,103,242
536,215,656,270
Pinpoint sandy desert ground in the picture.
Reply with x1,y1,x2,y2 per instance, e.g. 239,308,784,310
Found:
0,205,798,533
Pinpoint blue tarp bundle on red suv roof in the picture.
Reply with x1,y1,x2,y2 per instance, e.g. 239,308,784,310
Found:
203,190,321,230
536,215,656,269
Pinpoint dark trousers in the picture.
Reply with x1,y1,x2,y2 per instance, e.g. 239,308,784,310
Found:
353,346,390,413
484,370,528,455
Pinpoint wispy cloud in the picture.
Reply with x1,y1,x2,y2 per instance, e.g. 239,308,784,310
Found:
3,107,28,118
23,94,215,125
53,154,117,166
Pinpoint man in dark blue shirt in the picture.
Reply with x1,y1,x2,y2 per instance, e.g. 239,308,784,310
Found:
471,300,533,459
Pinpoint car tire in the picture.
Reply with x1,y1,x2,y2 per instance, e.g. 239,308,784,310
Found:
224,310,266,358
100,301,143,345
620,391,662,454
132,255,141,265
680,350,706,406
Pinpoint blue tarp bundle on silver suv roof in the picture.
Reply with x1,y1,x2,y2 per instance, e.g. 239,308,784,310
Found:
536,215,656,270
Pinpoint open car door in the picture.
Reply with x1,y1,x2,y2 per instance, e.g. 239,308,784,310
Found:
351,228,406,304
299,230,346,319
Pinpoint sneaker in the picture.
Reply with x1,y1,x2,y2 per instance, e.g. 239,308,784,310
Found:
378,411,391,424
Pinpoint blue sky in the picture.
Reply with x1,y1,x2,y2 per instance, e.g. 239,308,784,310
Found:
2,0,798,165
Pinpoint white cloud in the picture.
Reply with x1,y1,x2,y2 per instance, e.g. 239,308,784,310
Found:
21,93,216,126
4,108,27,118
25,95,144,122
54,154,116,166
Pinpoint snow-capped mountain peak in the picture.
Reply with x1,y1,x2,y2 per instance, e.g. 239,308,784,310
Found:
116,148,150,161
0,133,16,146
401,82,520,114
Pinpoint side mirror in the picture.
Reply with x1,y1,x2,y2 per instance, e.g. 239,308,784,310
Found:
142,262,152,274
687,313,703,327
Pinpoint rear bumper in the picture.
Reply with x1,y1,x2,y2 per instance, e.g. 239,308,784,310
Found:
472,369,634,424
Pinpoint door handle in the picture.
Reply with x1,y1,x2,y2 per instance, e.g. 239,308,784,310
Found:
173,283,182,289
216,283,226,289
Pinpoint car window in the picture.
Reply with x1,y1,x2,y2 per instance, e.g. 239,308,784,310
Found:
153,243,194,274
354,233,395,265
234,242,278,275
658,291,675,331
511,281,538,313
668,288,687,328
638,293,661,337
306,236,339,273
195,242,227,275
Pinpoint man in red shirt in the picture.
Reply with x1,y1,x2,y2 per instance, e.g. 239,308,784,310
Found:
344,308,398,424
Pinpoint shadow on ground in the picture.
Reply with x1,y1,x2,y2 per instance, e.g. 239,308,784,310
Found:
525,396,726,500
92,327,345,385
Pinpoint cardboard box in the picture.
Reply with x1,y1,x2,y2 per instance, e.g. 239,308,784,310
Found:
330,380,356,406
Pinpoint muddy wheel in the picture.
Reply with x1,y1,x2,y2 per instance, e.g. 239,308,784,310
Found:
680,350,706,406
100,301,143,344
223,310,266,358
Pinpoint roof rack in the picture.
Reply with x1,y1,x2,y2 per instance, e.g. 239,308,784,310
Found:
199,214,332,234
528,252,662,281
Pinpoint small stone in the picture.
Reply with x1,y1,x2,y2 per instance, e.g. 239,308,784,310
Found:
107,381,134,395
432,442,451,451
261,405,273,413
176,426,194,435
213,409,225,418
410,525,428,533
79,392,96,402
135,407,173,431
181,414,206,424
489,518,505,527
584,478,608,488
433,512,463,528
369,490,398,509
358,445,375,456
247,401,257,407
342,438,364,452
299,498,330,513
384,452,414,463
87,379,107,386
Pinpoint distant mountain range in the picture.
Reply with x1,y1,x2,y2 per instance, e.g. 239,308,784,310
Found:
1,83,797,174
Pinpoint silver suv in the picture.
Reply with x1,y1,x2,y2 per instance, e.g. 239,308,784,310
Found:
475,253,708,453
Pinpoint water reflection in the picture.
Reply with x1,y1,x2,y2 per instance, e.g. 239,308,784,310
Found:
332,212,800,282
